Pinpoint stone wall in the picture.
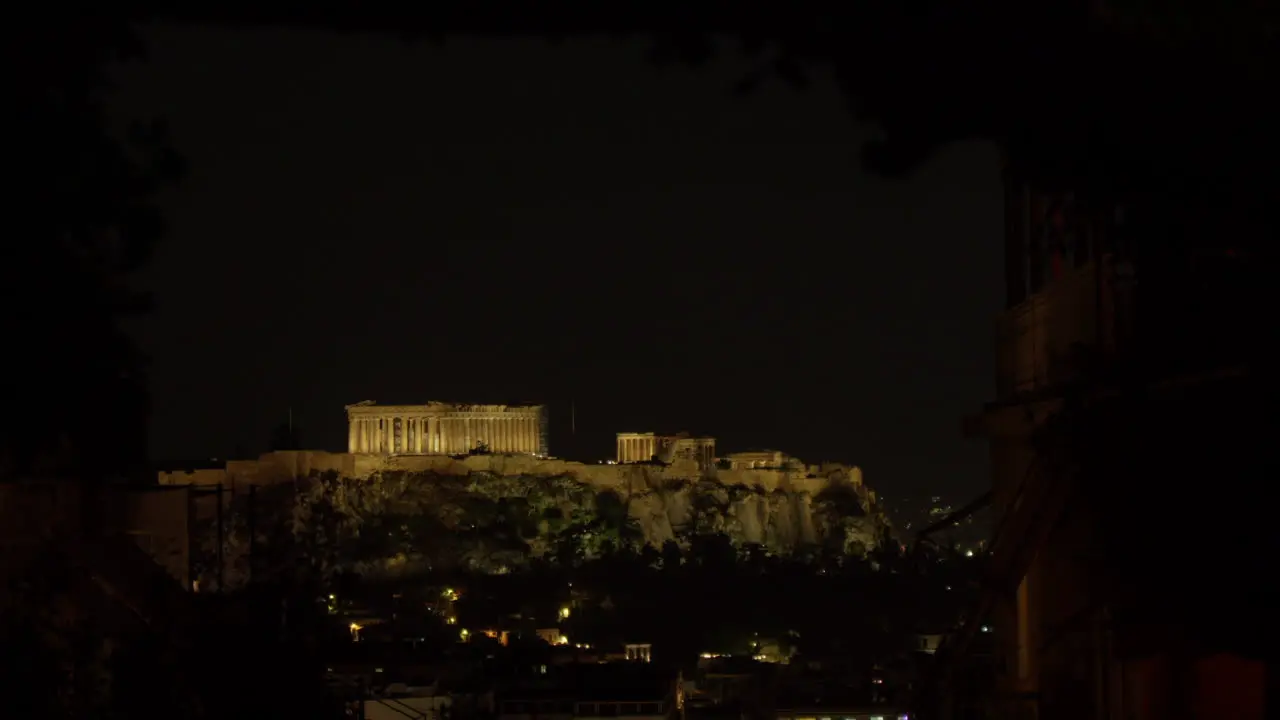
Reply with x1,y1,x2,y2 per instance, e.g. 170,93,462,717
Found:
157,450,856,499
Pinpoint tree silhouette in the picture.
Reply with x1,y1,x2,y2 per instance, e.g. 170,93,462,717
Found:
151,4,1279,206
5,19,182,484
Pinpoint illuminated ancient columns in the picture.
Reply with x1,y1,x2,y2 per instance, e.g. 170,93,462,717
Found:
346,403,546,456
615,433,657,463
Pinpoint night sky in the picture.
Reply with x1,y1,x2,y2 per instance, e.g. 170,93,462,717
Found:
110,26,1002,503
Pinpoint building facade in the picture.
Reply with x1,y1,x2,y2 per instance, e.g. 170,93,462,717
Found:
346,401,547,456
954,160,1272,720
615,432,715,469
721,450,795,470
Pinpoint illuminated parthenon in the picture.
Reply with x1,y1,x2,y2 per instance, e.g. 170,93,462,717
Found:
346,401,547,456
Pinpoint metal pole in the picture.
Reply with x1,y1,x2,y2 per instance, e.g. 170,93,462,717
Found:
248,484,257,585
216,483,225,593
187,484,197,592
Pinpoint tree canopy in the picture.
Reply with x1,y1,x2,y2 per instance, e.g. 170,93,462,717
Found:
151,2,1280,202
6,18,182,482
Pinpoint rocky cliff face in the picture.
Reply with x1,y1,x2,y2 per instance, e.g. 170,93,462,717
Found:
197,465,890,587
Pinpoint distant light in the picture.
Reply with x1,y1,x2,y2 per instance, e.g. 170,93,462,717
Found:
559,606,571,619
965,549,975,557
981,625,991,633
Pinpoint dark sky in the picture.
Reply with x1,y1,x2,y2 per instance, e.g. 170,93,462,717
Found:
110,26,1002,503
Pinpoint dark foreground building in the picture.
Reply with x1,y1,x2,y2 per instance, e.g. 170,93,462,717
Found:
952,163,1277,719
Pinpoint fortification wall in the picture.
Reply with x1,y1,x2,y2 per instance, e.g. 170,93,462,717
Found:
157,451,865,500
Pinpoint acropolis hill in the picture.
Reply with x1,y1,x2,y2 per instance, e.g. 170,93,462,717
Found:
161,400,875,500
160,401,889,579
